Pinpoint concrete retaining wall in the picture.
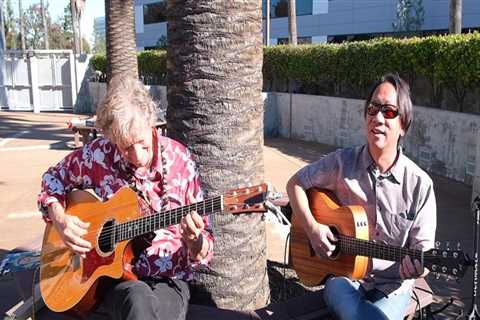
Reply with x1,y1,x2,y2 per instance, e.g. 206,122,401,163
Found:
264,92,480,199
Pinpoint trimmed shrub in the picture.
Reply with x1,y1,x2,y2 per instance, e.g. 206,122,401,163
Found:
90,32,480,113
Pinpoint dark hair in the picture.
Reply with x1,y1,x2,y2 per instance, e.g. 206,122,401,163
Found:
364,73,413,134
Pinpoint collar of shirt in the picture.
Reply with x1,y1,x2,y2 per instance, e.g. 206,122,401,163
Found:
361,145,405,185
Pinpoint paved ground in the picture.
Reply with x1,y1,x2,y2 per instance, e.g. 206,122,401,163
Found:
0,111,477,319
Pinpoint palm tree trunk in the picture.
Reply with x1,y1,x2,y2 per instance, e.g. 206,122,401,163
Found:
167,0,269,310
40,0,49,49
265,0,270,46
0,0,5,52
70,0,81,53
105,0,138,83
18,0,26,52
288,0,297,45
449,0,462,34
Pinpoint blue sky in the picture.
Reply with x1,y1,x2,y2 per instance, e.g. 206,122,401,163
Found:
11,0,105,44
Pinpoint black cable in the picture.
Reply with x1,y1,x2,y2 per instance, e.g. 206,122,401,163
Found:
414,285,434,296
282,230,300,320
411,287,423,320
32,264,40,320
283,231,291,302
430,297,454,316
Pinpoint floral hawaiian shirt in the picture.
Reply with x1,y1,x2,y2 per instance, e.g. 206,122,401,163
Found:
38,129,214,281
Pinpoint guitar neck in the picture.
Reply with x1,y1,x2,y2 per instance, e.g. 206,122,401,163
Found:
114,196,223,243
338,235,423,263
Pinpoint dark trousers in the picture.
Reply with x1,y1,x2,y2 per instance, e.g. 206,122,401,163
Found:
99,278,190,320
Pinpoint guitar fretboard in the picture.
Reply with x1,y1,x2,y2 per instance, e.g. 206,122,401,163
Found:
114,196,223,242
338,235,424,263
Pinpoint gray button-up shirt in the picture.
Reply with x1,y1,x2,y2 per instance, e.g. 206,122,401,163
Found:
296,145,436,295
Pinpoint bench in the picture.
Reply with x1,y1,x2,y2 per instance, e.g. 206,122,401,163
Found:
67,117,98,149
67,118,167,149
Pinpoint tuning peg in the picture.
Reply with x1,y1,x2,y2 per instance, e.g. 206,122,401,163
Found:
435,241,440,249
446,274,457,282
446,241,451,251
457,242,462,251
442,266,448,274
435,272,441,280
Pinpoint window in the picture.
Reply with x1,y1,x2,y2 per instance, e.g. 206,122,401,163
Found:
263,0,313,19
277,36,312,45
144,1,167,24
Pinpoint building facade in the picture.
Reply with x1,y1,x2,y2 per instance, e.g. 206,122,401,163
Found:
94,16,106,40
134,0,480,50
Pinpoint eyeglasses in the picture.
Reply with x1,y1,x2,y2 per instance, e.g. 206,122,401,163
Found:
367,101,400,119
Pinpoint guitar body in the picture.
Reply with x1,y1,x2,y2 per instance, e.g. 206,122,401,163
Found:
39,183,269,314
290,189,370,286
40,188,140,314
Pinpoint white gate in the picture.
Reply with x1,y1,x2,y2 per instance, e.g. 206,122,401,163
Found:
0,50,91,112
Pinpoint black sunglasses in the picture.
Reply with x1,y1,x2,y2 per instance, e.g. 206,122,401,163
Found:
367,101,400,119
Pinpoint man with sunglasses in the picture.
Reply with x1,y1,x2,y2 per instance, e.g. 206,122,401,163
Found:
287,73,436,319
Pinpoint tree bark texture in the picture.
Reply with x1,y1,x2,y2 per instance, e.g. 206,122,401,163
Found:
167,0,269,310
288,0,297,45
105,0,138,83
18,0,26,52
40,0,49,49
449,0,462,34
0,0,5,52
70,0,81,53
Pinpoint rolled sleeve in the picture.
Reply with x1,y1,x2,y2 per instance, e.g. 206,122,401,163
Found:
37,141,108,222
296,152,338,191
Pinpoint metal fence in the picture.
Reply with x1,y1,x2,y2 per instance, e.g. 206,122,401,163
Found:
0,50,91,112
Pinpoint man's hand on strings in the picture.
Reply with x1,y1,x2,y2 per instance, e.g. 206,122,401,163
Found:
48,202,92,258
400,255,426,279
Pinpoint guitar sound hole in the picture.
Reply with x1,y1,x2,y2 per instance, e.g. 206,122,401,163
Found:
98,220,116,254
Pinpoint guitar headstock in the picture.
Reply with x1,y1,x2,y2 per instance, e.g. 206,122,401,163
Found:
424,244,471,279
224,183,269,214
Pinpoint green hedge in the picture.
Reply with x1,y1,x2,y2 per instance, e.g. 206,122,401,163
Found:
263,33,480,110
90,32,480,111
90,50,167,84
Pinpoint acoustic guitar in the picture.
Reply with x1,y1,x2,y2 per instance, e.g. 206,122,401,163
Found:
40,184,268,314
290,188,471,286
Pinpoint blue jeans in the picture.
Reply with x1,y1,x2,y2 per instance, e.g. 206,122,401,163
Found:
323,277,411,320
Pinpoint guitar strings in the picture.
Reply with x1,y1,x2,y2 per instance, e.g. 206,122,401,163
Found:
337,234,437,260
78,197,224,244
81,196,222,237
107,199,224,243
93,198,223,245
